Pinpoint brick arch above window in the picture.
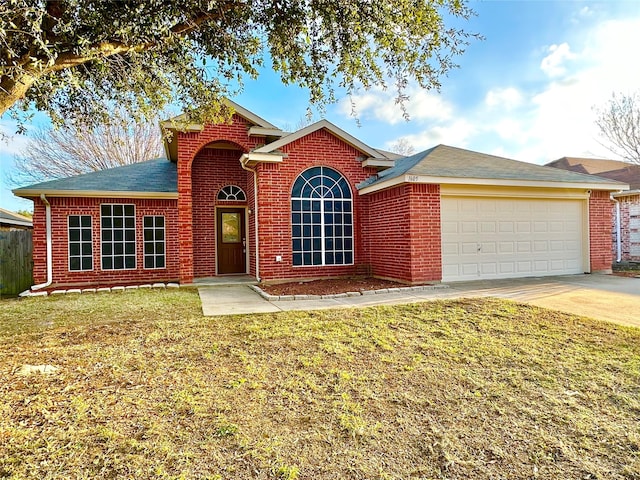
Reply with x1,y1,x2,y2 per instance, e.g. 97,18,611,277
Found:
217,185,247,201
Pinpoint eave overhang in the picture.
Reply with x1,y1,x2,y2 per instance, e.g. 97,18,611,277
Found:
358,174,629,195
361,158,395,170
13,189,178,200
240,152,285,168
248,126,288,138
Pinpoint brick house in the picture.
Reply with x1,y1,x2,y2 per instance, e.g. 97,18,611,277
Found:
14,102,628,291
547,157,640,263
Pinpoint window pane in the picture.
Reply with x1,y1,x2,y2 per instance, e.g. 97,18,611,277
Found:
82,257,92,270
145,257,153,269
103,257,112,270
82,243,92,255
69,229,80,242
156,242,164,255
293,253,302,265
125,243,135,255
125,217,134,228
221,212,240,243
101,205,110,216
69,216,80,228
156,257,165,268
81,216,91,228
114,257,124,269
144,217,153,228
70,257,80,271
124,256,135,269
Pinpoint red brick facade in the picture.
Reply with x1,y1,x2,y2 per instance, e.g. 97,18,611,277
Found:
22,113,622,290
31,196,179,287
254,129,377,282
364,184,442,283
612,194,640,262
589,190,614,272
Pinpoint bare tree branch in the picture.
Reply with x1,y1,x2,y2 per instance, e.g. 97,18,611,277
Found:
594,92,640,164
10,118,163,186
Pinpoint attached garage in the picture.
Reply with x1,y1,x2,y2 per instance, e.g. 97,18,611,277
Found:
359,145,628,284
441,193,586,281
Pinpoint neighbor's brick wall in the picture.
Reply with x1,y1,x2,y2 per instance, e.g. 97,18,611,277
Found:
256,129,378,282
612,194,640,262
30,196,179,287
589,190,614,272
364,184,442,283
176,114,263,282
191,148,249,277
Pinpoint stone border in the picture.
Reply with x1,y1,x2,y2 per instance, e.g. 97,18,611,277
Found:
250,283,449,302
20,283,181,297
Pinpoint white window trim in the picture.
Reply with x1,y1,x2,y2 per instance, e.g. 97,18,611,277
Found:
143,215,166,270
67,214,93,272
100,204,137,271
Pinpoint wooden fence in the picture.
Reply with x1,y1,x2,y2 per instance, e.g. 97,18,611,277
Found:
0,229,33,296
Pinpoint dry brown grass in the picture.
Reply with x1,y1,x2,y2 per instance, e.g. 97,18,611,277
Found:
1,290,639,479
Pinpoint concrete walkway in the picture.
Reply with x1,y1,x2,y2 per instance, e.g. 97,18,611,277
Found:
198,274,640,327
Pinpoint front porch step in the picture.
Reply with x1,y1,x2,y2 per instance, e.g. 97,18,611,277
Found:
191,275,258,287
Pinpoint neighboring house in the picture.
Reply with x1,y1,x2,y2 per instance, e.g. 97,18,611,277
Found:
0,208,33,231
13,101,627,291
547,157,640,263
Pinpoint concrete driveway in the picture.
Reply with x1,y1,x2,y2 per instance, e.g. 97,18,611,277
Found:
199,274,640,327
442,274,640,328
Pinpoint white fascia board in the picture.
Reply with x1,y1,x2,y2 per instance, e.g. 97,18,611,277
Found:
240,152,285,167
254,119,381,159
225,99,278,128
13,189,178,199
1,218,32,227
358,174,628,195
362,158,396,169
612,188,640,197
248,126,288,137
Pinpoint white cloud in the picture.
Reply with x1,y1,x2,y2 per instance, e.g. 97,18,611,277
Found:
485,87,524,110
341,87,453,125
397,119,477,151
540,42,576,78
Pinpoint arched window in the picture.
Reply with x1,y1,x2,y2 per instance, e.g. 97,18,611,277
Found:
291,166,353,266
217,185,246,201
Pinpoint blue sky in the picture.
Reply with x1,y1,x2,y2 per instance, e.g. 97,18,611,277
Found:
2,0,639,212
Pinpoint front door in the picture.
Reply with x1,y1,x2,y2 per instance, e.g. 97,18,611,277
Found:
217,208,246,274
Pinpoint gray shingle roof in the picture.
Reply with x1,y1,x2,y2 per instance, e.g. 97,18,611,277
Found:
13,158,177,195
359,145,629,189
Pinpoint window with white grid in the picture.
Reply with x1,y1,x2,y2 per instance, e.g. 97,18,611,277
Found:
217,185,246,201
68,215,93,271
143,216,165,269
101,204,136,270
291,166,353,266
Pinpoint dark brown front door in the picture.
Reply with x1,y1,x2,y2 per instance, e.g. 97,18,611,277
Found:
217,208,246,274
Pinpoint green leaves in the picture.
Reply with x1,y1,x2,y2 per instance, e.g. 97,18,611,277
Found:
0,0,479,129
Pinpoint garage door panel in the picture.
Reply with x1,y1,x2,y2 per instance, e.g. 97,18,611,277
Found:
442,197,584,281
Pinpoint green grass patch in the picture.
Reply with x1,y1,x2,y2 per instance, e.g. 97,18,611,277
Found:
1,290,639,479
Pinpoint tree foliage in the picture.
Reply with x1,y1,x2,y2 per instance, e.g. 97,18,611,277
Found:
0,0,479,130
594,92,640,164
11,119,163,184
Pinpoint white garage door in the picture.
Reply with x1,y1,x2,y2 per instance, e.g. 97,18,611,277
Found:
441,197,585,282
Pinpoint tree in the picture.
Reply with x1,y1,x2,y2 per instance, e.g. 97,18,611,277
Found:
10,119,163,184
0,1,479,130
389,137,416,157
594,92,640,164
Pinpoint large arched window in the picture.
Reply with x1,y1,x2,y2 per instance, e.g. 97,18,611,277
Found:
291,166,353,266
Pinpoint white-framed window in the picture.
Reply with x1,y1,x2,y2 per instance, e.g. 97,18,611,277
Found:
291,166,353,266
101,204,136,270
143,216,165,269
68,215,93,271
217,185,246,201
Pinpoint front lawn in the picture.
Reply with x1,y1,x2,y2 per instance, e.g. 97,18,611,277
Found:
1,290,639,479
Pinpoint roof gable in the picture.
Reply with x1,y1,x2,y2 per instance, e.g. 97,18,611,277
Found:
253,119,389,161
359,145,629,192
